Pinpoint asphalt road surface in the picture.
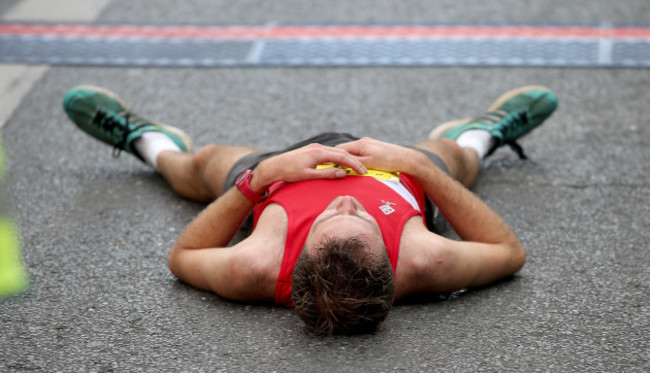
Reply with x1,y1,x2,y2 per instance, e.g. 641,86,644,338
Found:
1,1,648,372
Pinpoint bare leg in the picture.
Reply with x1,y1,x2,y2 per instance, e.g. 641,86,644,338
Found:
411,138,480,189
156,144,261,203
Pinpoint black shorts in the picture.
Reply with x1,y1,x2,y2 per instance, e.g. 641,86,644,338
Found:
224,132,449,234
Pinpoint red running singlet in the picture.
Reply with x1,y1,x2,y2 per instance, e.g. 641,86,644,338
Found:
253,174,427,307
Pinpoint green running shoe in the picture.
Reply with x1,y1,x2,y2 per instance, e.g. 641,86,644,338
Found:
62,85,193,162
429,85,558,159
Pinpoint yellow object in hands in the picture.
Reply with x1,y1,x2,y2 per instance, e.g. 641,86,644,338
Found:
317,164,400,183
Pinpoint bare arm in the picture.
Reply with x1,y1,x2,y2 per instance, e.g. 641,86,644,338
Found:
338,138,526,291
171,143,367,251
168,143,367,299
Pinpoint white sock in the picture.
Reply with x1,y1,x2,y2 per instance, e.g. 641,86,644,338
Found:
133,131,181,169
456,130,496,159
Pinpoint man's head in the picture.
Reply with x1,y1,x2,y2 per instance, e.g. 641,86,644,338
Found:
291,196,395,335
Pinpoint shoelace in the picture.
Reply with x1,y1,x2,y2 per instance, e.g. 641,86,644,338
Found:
92,109,150,158
477,110,531,159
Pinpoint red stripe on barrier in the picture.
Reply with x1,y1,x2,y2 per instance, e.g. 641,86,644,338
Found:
1,23,650,40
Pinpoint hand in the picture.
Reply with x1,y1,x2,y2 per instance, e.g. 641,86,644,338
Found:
336,137,420,173
252,143,368,191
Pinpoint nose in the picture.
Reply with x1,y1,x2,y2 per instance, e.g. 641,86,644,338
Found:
335,196,359,215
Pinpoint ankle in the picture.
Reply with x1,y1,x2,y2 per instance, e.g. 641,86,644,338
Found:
456,130,496,159
134,132,182,170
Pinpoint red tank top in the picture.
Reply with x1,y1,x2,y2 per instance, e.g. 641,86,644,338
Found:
253,174,427,307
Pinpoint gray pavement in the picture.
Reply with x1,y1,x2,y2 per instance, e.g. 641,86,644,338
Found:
1,1,649,372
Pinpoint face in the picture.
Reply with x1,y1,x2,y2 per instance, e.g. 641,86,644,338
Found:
305,196,385,255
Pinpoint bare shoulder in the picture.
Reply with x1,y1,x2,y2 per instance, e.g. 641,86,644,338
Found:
394,216,526,299
168,202,289,302
394,217,465,298
231,203,287,294
395,216,444,298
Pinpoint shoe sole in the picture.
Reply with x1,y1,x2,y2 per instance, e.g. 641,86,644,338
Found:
71,84,195,152
428,85,552,139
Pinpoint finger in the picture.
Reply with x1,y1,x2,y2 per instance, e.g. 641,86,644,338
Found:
335,140,363,155
304,167,347,180
318,150,367,174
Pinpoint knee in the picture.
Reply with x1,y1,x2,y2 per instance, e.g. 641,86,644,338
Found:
414,138,464,167
442,139,479,187
441,138,467,161
193,144,219,169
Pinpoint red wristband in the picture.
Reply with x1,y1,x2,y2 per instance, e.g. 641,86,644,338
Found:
235,169,266,203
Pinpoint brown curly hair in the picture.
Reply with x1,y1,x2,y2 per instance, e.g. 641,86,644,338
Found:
291,236,395,335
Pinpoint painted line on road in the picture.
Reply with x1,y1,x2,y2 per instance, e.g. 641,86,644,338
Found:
2,22,649,68
2,23,650,40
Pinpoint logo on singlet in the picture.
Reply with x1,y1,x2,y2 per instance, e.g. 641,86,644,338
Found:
379,200,396,215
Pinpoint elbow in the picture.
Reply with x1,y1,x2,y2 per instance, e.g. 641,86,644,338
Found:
512,241,526,272
167,244,182,278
